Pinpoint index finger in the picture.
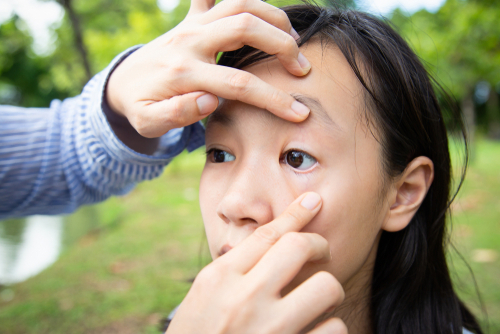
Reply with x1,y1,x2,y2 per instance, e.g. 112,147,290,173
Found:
219,192,322,274
194,63,311,121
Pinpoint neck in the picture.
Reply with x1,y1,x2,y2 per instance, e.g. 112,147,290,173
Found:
302,233,380,334
333,269,373,334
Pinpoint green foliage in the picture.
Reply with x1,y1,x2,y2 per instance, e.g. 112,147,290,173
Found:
0,0,362,107
49,0,190,96
391,0,500,100
0,16,69,107
0,0,191,105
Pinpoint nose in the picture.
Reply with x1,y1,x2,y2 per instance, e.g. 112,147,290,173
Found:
216,162,277,228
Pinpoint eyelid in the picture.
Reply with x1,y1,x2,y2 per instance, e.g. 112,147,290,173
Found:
205,145,233,155
281,148,316,160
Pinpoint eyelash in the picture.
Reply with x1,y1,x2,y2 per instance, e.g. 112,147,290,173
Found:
206,148,318,173
206,148,235,163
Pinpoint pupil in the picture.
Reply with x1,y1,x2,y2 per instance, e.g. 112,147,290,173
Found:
287,151,303,168
214,150,225,162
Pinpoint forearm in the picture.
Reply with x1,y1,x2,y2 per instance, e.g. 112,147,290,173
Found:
0,47,205,220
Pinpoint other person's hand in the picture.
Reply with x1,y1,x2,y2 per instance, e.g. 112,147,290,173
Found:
106,0,312,139
166,192,348,334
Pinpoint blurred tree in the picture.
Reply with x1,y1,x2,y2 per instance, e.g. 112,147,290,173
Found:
57,0,93,81
1,0,360,107
390,0,500,141
46,0,190,96
0,16,69,107
3,0,359,107
0,0,191,106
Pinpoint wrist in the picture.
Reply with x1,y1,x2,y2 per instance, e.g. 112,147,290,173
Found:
102,88,160,156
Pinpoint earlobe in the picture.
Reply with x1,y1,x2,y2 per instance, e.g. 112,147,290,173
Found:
383,157,434,232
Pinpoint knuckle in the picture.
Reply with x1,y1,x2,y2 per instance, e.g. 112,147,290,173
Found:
131,113,149,137
275,8,291,30
253,224,281,245
195,262,225,287
280,34,297,54
233,13,254,36
169,98,187,125
166,28,196,46
169,58,190,77
316,271,344,303
227,71,252,96
195,265,216,283
266,89,286,109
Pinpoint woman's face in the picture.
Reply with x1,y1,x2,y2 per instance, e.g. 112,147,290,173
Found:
199,43,392,294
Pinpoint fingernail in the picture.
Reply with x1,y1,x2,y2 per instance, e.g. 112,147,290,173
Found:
297,52,311,71
197,94,217,116
300,193,321,210
290,27,300,41
291,100,310,117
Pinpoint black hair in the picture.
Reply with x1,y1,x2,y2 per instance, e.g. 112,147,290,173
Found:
218,4,482,334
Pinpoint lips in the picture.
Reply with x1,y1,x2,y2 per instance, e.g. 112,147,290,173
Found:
218,244,233,257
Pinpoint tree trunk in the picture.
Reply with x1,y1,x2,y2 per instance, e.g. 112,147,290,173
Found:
58,0,92,81
486,87,500,139
462,93,476,162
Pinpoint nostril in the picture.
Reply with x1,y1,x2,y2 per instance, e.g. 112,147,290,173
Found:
217,211,230,224
242,217,258,224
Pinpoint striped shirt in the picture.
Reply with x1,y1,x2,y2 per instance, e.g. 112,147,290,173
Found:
0,47,205,220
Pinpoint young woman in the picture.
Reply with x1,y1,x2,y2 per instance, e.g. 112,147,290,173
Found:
165,3,484,334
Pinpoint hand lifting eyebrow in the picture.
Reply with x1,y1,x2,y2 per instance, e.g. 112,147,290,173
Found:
291,94,342,132
207,94,342,133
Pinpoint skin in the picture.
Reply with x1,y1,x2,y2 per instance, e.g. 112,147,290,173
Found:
199,42,434,333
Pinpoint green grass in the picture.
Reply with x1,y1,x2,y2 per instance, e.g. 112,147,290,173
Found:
0,149,210,334
449,138,500,333
0,140,499,333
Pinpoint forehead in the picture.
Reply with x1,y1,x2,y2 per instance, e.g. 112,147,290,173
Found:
209,42,365,133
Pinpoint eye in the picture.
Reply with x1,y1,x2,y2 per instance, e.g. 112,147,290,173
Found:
207,149,235,163
282,150,317,171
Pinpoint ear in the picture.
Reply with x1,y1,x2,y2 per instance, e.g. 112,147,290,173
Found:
383,156,434,232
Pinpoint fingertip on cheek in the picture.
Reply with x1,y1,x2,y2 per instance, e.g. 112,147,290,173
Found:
300,192,321,210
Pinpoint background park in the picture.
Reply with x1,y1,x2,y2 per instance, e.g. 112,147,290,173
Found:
0,0,499,333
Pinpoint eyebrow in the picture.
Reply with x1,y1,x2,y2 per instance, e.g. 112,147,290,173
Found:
291,94,341,131
208,94,341,131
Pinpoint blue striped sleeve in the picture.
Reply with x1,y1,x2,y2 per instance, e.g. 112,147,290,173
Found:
0,46,205,220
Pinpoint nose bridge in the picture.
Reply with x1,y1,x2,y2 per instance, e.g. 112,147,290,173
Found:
217,156,276,226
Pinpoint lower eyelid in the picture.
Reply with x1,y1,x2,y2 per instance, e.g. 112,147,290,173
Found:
283,161,319,174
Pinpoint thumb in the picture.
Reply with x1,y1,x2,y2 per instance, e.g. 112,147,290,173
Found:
195,93,219,116
137,92,218,138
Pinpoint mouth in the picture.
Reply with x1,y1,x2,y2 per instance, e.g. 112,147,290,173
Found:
218,244,233,257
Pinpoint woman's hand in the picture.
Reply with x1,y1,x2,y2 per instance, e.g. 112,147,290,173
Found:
166,192,347,334
106,0,312,140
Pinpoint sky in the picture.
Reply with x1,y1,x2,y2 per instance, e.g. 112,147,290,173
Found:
358,0,446,15
0,0,446,55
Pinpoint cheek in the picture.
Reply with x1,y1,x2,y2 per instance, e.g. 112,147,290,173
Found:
298,168,386,284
